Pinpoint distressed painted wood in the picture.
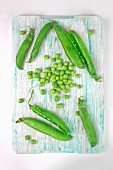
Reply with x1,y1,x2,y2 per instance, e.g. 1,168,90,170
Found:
12,16,104,154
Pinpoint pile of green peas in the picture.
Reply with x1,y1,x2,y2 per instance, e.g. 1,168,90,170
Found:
27,53,82,108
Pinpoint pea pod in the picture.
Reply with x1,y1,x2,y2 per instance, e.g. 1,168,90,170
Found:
78,97,98,147
28,22,53,63
52,21,84,69
67,30,101,81
28,90,70,134
16,27,34,70
16,117,72,141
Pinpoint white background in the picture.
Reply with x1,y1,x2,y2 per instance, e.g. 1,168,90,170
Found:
0,0,113,169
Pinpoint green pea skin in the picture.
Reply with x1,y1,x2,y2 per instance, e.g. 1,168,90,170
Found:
41,78,46,82
57,103,64,108
44,55,49,60
75,74,80,78
40,89,46,95
55,90,60,95
24,135,30,140
70,83,75,88
68,65,74,70
61,84,65,90
30,139,36,144
18,98,24,103
56,58,62,63
64,95,69,99
51,58,56,62
88,29,94,35
77,84,82,89
45,67,51,72
63,74,68,79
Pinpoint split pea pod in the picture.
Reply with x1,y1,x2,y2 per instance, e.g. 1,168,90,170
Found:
78,97,98,147
28,90,70,134
16,117,72,141
52,21,84,69
28,22,53,63
16,27,34,70
67,30,101,81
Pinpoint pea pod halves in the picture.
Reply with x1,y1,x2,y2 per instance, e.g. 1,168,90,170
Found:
16,117,72,141
52,21,84,69
16,27,34,70
28,90,70,134
67,30,101,81
78,97,98,147
28,22,53,63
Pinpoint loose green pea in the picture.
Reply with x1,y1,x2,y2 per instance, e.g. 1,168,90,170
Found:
20,30,26,35
54,95,60,102
52,74,56,78
51,67,56,71
75,74,80,78
55,53,60,58
63,74,68,79
64,61,69,66
45,79,50,84
77,84,82,89
61,84,65,90
58,80,63,84
24,135,30,140
60,70,65,75
52,78,56,83
40,89,46,95
28,74,33,79
69,65,74,70
75,111,80,116
70,83,75,88
63,79,68,83
51,58,56,62
65,70,71,74
35,68,41,74
57,87,62,91
62,66,67,70
45,67,51,72
68,79,73,83
18,98,24,103
45,76,50,80
71,70,75,74
66,84,70,89
55,90,60,95
43,72,48,76
64,95,69,99
50,89,56,94
48,72,52,77
56,58,62,63
57,103,64,108
36,77,41,82
88,29,94,35
44,55,49,60
65,89,70,93
33,72,39,78
60,76,63,80
55,70,60,75
58,62,63,67
52,82,58,88
53,63,58,68
56,76,60,80
41,78,46,82
27,71,33,75
39,82,45,87
30,139,36,144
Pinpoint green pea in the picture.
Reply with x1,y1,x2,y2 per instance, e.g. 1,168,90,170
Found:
56,76,60,80
57,87,62,91
48,72,52,77
27,71,33,75
28,74,33,79
45,76,50,80
62,66,67,70
54,95,60,102
63,79,68,83
35,68,41,74
40,89,46,95
88,29,94,35
70,83,75,88
36,77,41,82
61,84,65,90
52,79,56,83
45,67,51,72
75,74,80,78
66,84,70,89
42,72,48,76
24,135,30,140
55,90,60,95
51,58,56,62
68,79,73,83
58,80,63,84
77,84,82,89
55,53,60,58
18,98,24,103
56,58,62,63
57,103,64,108
63,74,68,79
52,74,56,78
30,139,36,144
64,61,69,66
39,82,45,87
60,75,63,80
60,70,65,75
45,79,50,84
33,72,39,78
58,62,63,67
54,70,60,75
41,78,46,82
71,70,75,74
65,89,70,93
65,70,71,74
64,95,69,99
53,63,58,68
75,111,80,116
69,65,74,70
52,82,58,88
50,89,56,94
44,55,49,60
51,67,56,71
20,30,26,35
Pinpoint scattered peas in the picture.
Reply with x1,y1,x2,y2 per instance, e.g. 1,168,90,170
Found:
61,84,65,90
35,68,41,74
56,58,62,63
62,65,67,70
64,95,69,99
57,103,64,108
55,90,60,95
55,53,60,58
55,70,60,75
50,89,56,94
69,65,74,70
77,84,82,89
70,83,75,88
40,89,46,95
58,62,63,67
65,70,71,74
54,95,60,102
63,74,68,79
52,82,58,88
28,74,33,79
48,72,52,77
60,70,65,75
75,74,80,78
71,70,75,74
64,61,69,66
27,71,33,75
53,63,58,68
43,72,48,76
75,111,80,116
39,82,45,87
30,139,36,144
33,72,39,78
65,89,70,93
51,58,56,62
18,98,24,103
45,67,51,72
36,77,41,82
88,29,94,35
44,55,49,60
24,135,30,140
57,87,62,91
51,67,56,71
45,79,50,84
20,30,26,35
41,78,46,82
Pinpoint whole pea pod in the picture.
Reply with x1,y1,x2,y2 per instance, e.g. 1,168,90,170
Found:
16,27,34,70
28,90,70,134
78,97,98,147
16,117,72,141
28,22,53,63
67,30,101,82
52,21,84,69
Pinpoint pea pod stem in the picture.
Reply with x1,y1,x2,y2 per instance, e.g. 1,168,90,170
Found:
78,97,98,147
16,117,72,141
28,90,70,134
